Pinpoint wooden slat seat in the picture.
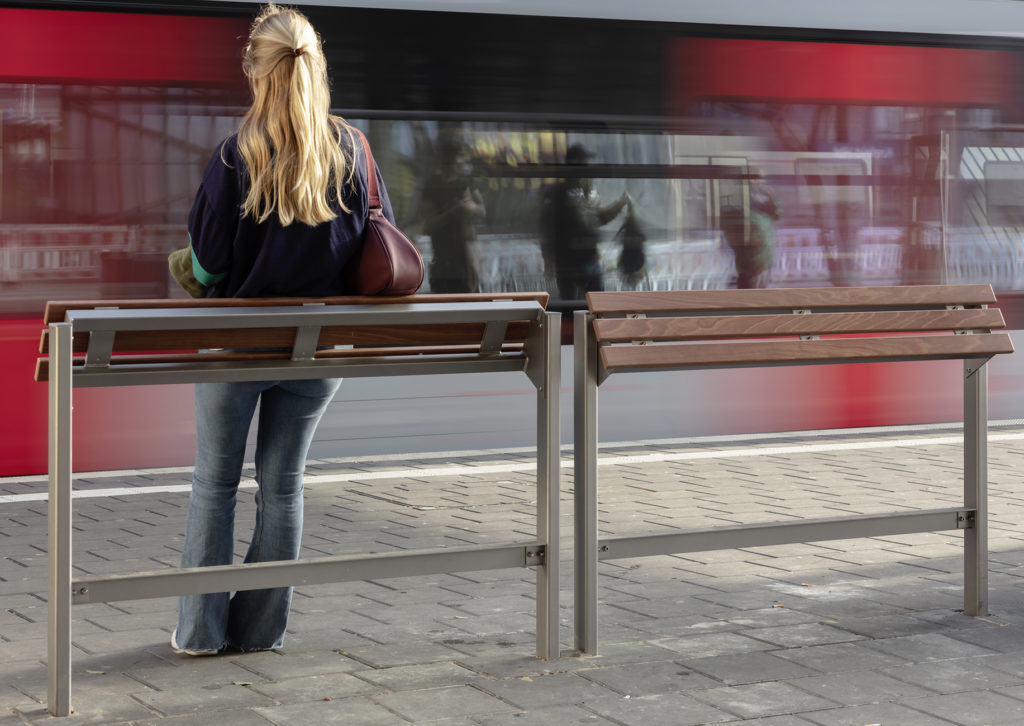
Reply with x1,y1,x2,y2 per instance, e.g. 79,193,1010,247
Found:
587,285,1012,376
573,283,1015,657
35,292,548,383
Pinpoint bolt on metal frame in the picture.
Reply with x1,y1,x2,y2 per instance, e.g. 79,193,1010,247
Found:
44,299,560,716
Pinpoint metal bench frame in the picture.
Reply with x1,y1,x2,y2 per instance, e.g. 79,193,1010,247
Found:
42,296,561,716
572,284,1014,655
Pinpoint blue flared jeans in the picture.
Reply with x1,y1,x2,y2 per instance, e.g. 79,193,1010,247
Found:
175,378,342,652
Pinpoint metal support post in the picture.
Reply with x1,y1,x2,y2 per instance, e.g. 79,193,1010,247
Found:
534,312,561,659
47,323,73,717
963,357,988,616
573,311,599,654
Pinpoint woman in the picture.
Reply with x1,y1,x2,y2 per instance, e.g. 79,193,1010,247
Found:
173,3,394,655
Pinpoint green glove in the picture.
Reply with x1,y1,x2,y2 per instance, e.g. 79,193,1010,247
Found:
168,247,207,298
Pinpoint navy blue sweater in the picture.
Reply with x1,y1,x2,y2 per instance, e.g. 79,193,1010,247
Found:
187,130,395,298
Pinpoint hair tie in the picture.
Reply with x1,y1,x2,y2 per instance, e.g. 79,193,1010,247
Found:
293,47,304,57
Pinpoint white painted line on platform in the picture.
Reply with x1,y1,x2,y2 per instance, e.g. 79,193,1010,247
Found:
0,481,257,504
3,431,1022,505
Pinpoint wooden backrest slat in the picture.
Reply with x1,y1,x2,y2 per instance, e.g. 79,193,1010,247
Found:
592,309,1006,343
601,333,1015,371
586,284,996,315
34,343,528,382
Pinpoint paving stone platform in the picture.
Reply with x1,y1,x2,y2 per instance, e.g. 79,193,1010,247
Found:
3,423,1024,725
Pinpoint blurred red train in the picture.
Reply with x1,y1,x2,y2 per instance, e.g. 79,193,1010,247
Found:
2,0,1023,476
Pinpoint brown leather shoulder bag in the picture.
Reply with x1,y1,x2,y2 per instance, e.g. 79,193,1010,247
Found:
345,127,425,296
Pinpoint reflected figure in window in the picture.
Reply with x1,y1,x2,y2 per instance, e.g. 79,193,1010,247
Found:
540,143,630,301
722,168,780,289
420,135,485,293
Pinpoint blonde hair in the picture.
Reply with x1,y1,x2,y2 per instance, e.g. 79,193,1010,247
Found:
236,3,355,226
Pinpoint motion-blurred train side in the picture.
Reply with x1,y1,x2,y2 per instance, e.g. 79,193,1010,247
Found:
2,0,1023,475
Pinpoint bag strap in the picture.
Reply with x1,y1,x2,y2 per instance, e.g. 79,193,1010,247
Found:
350,126,381,210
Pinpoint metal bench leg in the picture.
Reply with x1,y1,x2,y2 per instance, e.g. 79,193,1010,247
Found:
47,323,73,716
535,312,561,660
963,358,988,616
574,311,599,654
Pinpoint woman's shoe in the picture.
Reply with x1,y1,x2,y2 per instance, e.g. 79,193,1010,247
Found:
170,629,221,657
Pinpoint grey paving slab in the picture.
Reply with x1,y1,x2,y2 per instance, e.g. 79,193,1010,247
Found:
352,662,487,691
69,627,172,656
719,719,818,726
134,712,273,726
339,642,467,669
255,696,407,725
0,715,32,726
648,632,779,659
132,683,277,718
613,613,737,640
579,659,720,694
14,672,153,705
568,642,687,668
472,704,616,725
476,672,611,709
434,634,539,660
0,685,39,713
682,651,823,686
372,685,518,721
823,612,948,639
690,681,841,720
0,638,43,667
803,702,967,726
451,653,576,680
944,623,1024,653
787,669,937,706
249,671,383,704
862,632,1000,663
975,652,1024,679
903,690,1024,725
37,693,159,723
126,659,274,691
739,623,866,648
881,657,1024,694
720,607,823,629
266,627,380,653
232,649,364,681
577,690,735,726
993,683,1024,705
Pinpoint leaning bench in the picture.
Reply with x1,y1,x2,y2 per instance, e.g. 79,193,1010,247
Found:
573,284,1014,654
36,292,561,716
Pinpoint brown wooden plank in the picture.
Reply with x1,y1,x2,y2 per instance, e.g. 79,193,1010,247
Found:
600,333,1014,371
592,309,1007,343
40,316,535,354
319,322,531,347
42,291,547,325
34,343,527,382
586,284,996,315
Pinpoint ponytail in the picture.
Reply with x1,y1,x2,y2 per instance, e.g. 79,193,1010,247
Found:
235,3,355,227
